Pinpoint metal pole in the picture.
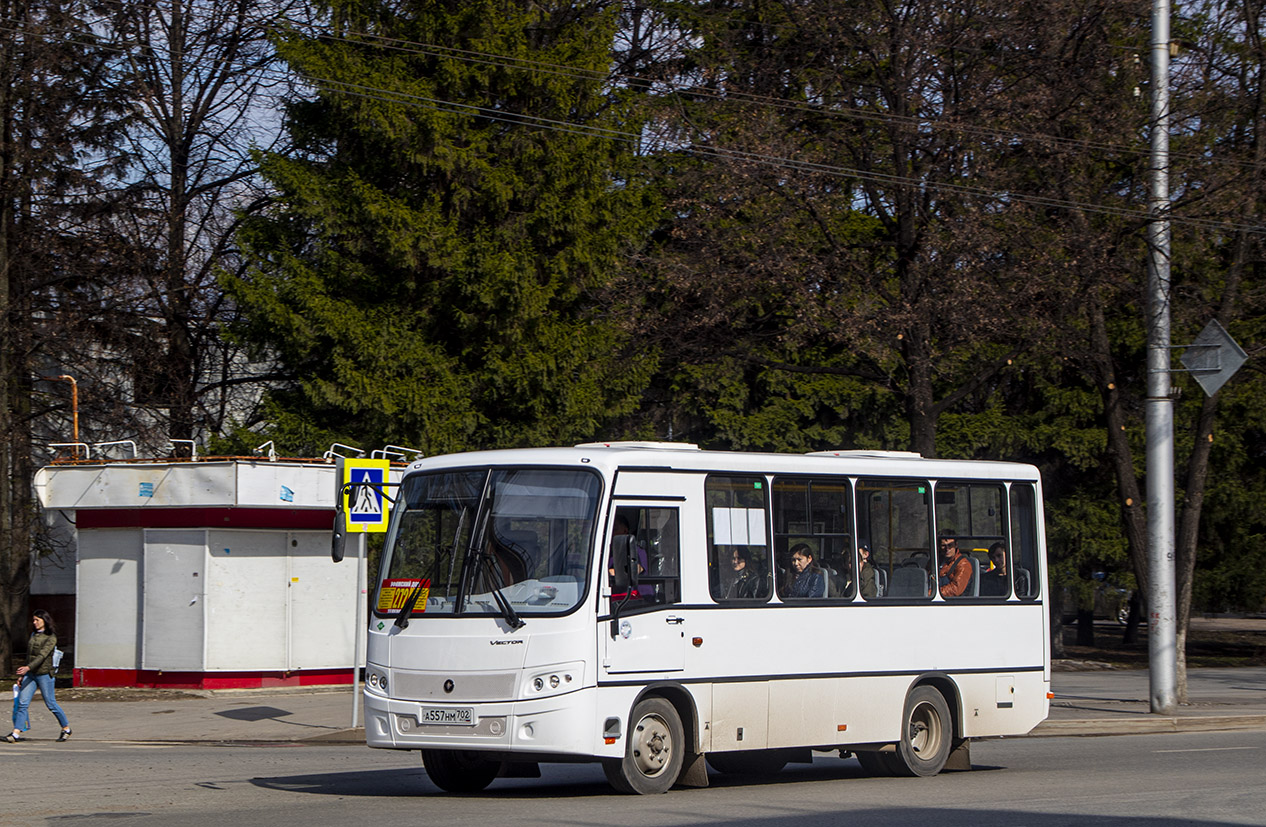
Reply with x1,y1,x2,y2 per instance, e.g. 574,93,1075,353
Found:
351,532,366,728
1146,0,1177,714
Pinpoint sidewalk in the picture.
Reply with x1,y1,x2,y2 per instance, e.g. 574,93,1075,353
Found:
6,684,365,745
5,667,1265,745
1036,665,1266,736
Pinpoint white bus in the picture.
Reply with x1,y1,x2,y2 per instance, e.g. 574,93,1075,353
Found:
351,442,1049,794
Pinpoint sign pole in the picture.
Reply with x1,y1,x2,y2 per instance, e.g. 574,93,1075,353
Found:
352,531,366,729
337,457,390,730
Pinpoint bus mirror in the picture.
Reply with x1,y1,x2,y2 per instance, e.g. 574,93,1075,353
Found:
610,535,636,592
331,509,347,562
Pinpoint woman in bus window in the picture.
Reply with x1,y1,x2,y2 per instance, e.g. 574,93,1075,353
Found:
787,544,826,598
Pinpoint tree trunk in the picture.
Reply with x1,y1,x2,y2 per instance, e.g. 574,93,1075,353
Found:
904,317,938,458
1050,603,1066,659
1075,608,1096,647
1088,297,1149,643
0,0,30,672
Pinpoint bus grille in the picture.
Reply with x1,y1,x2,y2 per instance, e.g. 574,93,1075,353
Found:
389,671,518,702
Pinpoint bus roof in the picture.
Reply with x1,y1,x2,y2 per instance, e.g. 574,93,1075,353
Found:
403,442,1041,482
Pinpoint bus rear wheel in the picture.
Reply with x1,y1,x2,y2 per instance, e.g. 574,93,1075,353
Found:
421,749,500,793
888,685,952,777
603,697,684,794
706,749,789,776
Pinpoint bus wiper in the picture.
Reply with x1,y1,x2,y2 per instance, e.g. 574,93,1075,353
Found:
393,577,428,630
481,553,526,630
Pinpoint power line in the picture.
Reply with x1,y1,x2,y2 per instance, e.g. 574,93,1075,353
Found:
55,0,1253,173
305,73,1255,234
282,11,1260,175
2,14,1262,236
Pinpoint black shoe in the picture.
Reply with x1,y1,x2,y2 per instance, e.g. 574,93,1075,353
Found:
57,729,71,742
3,733,21,743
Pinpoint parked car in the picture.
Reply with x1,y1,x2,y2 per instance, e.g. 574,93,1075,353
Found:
1063,572,1133,625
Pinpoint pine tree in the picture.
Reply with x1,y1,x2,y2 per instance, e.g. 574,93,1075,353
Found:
226,0,656,455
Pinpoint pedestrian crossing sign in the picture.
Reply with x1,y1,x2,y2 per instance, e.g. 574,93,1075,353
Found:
342,459,391,533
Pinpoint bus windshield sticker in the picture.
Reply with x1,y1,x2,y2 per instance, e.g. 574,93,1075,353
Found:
379,578,429,613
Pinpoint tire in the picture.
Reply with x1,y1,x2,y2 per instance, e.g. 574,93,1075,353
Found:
421,749,500,793
603,697,685,794
887,685,953,777
706,749,789,776
855,750,895,777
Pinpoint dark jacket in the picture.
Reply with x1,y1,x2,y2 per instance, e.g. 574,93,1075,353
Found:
727,567,762,599
789,567,826,598
26,631,57,676
859,562,878,599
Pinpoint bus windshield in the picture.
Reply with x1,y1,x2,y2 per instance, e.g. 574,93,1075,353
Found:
375,467,601,619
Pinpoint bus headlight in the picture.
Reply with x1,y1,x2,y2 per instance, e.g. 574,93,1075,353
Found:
523,662,584,698
367,670,388,694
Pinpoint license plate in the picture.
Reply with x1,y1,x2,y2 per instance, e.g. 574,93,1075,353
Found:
421,706,475,726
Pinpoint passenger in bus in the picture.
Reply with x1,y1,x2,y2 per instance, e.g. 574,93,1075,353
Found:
827,556,852,597
858,543,878,599
726,548,763,599
937,534,972,598
980,542,1009,597
787,543,826,598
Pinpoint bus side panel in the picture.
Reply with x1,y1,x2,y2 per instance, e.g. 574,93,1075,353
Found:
767,676,907,748
711,682,770,751
954,671,1050,738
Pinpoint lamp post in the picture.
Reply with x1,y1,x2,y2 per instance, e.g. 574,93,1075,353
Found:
1146,0,1177,715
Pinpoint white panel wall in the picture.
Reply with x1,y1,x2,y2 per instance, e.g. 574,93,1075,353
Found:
205,530,288,670
235,465,338,509
76,529,143,669
142,530,207,670
288,531,357,670
38,465,238,508
36,460,359,510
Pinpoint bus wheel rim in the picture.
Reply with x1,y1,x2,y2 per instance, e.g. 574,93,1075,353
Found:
909,701,941,756
631,713,672,777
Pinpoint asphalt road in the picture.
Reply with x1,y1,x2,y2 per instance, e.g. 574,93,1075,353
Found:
3,729,1265,826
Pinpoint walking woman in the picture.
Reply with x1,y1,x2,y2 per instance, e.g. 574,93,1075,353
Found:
6,610,71,742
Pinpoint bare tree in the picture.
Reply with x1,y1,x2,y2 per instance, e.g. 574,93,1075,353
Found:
85,0,298,451
1,0,129,666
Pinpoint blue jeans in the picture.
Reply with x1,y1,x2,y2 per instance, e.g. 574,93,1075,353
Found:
12,673,69,732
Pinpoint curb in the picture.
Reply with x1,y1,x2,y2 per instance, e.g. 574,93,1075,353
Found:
1032,714,1266,737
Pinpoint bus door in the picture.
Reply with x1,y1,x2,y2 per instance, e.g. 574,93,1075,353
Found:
602,496,686,675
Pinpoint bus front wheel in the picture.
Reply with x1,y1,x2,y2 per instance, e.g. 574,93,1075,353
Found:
603,697,684,794
888,685,952,777
421,749,500,793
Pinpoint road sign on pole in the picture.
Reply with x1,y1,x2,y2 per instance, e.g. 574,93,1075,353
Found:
342,458,391,533
1180,319,1247,398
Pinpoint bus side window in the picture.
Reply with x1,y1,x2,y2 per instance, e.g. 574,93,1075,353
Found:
707,475,771,602
609,506,681,608
1010,484,1040,599
771,476,855,600
856,478,932,600
934,482,1006,599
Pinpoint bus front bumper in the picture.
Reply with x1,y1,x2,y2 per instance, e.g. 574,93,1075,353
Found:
363,687,605,758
